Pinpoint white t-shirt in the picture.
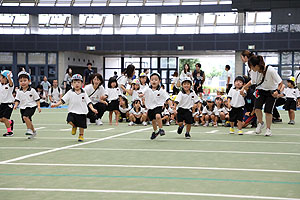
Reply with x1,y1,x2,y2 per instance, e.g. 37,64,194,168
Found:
250,70,264,86
175,90,199,109
283,87,300,101
202,105,219,116
220,106,230,114
226,70,233,84
106,88,122,102
140,84,149,91
62,89,92,115
15,87,40,109
180,71,193,81
254,66,282,91
0,83,14,103
172,77,180,89
129,107,145,116
119,105,131,114
228,87,246,108
84,84,107,104
142,86,170,110
49,87,62,103
132,89,142,102
117,75,131,93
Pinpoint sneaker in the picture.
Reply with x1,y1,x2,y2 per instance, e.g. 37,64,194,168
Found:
87,118,91,125
150,132,159,140
214,124,218,127
95,119,103,126
222,122,226,126
142,121,148,126
265,128,272,137
78,135,84,142
10,120,14,131
185,132,191,139
28,131,37,139
194,121,199,126
25,129,33,136
3,132,14,137
177,125,184,134
255,122,265,134
165,121,170,126
128,121,134,126
229,127,235,134
238,130,243,135
288,120,295,125
203,121,209,127
71,127,77,135
158,129,165,136
272,118,282,123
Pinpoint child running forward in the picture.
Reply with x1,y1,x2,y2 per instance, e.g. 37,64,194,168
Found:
51,74,98,142
174,77,199,139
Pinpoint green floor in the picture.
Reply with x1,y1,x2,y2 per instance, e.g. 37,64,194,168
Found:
0,108,300,200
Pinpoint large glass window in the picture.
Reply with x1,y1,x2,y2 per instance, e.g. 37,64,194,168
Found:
0,52,13,64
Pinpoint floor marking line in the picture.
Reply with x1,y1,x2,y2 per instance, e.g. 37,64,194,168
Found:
0,127,152,164
113,138,300,145
2,162,300,174
0,188,298,200
89,128,114,132
205,130,219,133
0,173,299,185
35,127,45,130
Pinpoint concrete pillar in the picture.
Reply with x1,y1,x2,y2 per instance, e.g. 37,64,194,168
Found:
235,50,244,76
155,14,161,34
197,13,204,34
237,12,245,33
29,14,39,34
113,14,121,34
71,14,80,34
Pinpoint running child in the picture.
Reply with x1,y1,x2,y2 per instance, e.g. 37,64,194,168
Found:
228,76,247,135
128,99,147,126
51,74,98,142
0,70,15,137
107,77,121,125
201,96,219,127
14,71,41,139
139,72,172,140
174,77,199,139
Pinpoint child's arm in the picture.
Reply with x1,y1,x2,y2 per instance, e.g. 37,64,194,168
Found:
7,72,13,87
88,103,98,114
227,98,232,109
13,101,19,110
51,100,63,108
36,101,41,113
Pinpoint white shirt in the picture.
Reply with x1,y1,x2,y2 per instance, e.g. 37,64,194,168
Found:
220,106,230,114
129,107,145,116
172,77,180,89
49,87,62,103
117,75,131,93
62,89,92,115
283,87,300,101
119,105,131,114
175,90,199,109
84,84,107,104
0,83,14,103
106,88,122,102
202,105,219,116
228,87,246,108
180,71,193,81
254,66,282,91
15,87,40,109
132,90,142,102
140,84,149,91
142,86,170,110
250,70,264,85
226,70,233,84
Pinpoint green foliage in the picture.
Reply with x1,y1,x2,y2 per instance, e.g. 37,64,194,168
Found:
179,58,201,73
206,66,223,79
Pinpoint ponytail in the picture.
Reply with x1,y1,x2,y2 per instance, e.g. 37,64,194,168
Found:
248,55,265,72
241,50,254,58
123,64,135,78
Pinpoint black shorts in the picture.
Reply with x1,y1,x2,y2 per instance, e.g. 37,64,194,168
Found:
254,90,276,114
229,107,244,122
67,112,87,129
107,99,119,111
177,108,193,124
284,98,297,111
20,107,37,123
135,117,142,124
120,112,127,118
0,103,13,119
147,106,162,121
194,85,203,94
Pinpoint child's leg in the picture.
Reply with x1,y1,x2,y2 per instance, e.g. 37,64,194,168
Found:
114,110,120,125
156,114,163,129
79,128,84,137
186,124,192,132
230,122,234,128
1,118,11,129
255,109,263,124
141,114,147,122
205,115,209,122
237,120,243,130
129,114,135,122
109,111,113,124
220,112,225,121
23,116,35,132
289,109,295,121
211,115,217,125
152,119,157,132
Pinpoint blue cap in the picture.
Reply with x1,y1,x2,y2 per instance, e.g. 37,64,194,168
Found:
1,70,12,79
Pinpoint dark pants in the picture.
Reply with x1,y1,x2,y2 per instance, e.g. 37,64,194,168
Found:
87,102,107,122
226,84,232,94
273,98,286,119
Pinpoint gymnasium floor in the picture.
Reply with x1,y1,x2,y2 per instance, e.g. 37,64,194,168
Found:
0,108,299,200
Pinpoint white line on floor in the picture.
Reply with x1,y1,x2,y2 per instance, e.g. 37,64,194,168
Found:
2,162,299,174
0,127,152,164
112,138,300,145
89,128,114,132
35,127,45,130
1,147,299,156
205,130,219,133
0,188,298,200
59,128,72,131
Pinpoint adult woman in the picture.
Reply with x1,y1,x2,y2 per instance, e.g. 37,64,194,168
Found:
179,64,193,80
64,67,72,93
117,64,136,94
242,55,283,136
